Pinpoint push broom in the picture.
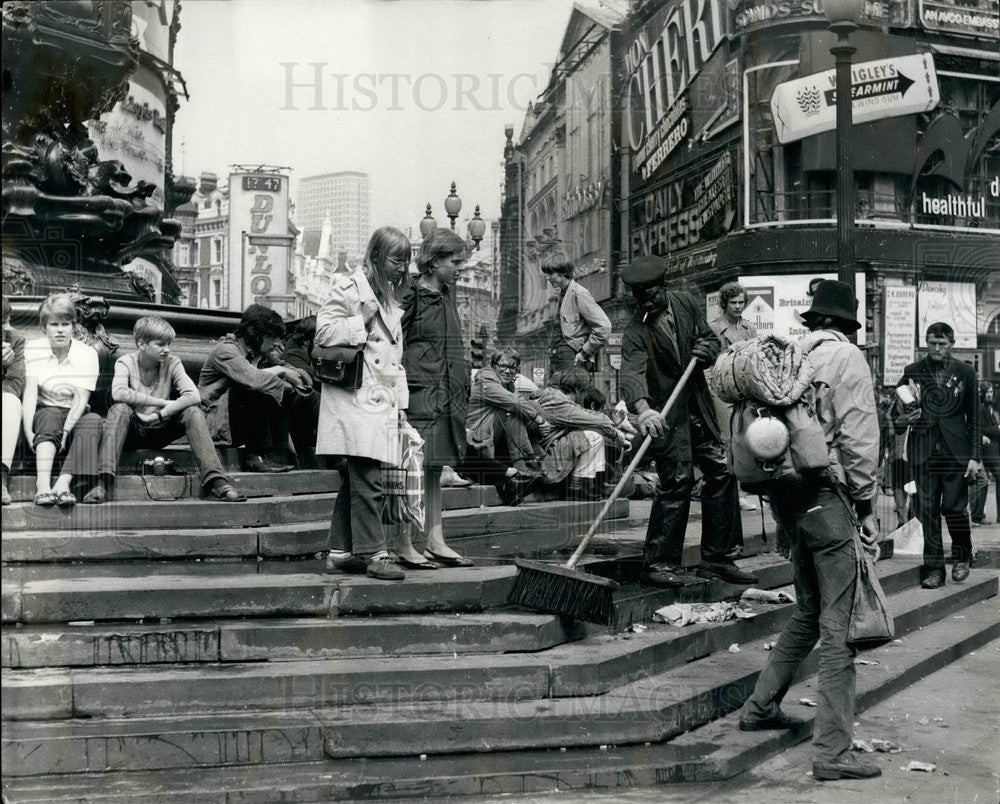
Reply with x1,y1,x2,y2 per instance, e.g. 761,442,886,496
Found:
507,357,699,624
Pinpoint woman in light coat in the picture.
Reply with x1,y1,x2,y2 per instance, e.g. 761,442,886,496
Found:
315,227,412,581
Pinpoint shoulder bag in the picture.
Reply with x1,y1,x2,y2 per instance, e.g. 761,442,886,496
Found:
311,344,364,390
847,528,895,650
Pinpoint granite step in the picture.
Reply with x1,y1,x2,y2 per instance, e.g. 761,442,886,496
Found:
0,553,797,669
10,592,985,804
2,612,586,669
0,558,932,724
2,570,993,781
0,497,629,560
1,567,519,626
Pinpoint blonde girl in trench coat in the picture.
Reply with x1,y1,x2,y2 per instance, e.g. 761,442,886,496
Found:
315,227,413,581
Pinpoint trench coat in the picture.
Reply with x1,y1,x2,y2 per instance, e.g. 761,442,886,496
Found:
314,268,408,466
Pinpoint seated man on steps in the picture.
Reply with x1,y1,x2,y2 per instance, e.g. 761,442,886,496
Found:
534,369,633,502
199,304,312,472
463,346,548,505
88,316,245,503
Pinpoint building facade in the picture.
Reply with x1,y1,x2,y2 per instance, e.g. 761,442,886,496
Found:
296,172,371,264
499,1,628,391
502,0,999,394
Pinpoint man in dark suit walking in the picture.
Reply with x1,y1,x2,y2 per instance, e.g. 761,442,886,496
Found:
619,256,755,587
895,321,981,589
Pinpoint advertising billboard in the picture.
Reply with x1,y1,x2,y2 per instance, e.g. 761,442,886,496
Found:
769,53,940,144
227,172,292,316
737,273,867,345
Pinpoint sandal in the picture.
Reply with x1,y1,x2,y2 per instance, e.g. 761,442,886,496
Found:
205,482,247,502
34,491,57,507
55,490,77,507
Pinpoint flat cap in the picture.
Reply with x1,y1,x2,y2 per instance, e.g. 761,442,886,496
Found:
620,255,668,288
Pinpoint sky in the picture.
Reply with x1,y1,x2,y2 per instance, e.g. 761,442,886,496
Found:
172,0,578,237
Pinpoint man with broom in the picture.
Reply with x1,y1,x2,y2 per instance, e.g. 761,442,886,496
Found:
619,256,756,587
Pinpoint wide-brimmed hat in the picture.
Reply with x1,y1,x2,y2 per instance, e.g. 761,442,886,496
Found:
800,279,861,332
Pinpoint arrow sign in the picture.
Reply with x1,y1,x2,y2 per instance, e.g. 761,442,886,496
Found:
770,54,940,144
823,71,916,106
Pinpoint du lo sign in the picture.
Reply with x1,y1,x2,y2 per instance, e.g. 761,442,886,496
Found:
770,54,939,144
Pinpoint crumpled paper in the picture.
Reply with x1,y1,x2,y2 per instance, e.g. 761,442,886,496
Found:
740,588,796,604
852,738,901,753
652,602,757,627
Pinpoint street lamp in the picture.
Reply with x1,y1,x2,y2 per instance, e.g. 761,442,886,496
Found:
468,204,487,251
825,0,865,299
444,181,462,230
419,203,437,239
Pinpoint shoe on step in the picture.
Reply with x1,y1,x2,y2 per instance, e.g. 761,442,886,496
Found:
697,560,758,585
920,568,945,589
739,709,805,732
813,757,882,781
951,561,970,583
366,556,405,581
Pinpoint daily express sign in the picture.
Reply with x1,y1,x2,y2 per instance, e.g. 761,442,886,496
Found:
769,53,939,145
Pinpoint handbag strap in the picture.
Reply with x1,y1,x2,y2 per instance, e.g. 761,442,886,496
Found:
137,460,193,502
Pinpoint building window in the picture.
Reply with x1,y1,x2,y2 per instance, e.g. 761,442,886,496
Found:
190,242,198,267
212,278,221,308
213,239,223,264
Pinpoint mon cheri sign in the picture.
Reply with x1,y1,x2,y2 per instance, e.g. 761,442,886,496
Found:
770,53,939,145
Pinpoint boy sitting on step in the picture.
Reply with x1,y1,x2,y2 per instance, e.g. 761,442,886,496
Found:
86,316,245,503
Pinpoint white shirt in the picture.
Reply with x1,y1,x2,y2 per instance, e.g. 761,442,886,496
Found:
24,337,99,408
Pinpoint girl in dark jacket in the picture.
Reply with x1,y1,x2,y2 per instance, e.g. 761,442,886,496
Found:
397,228,473,567
971,381,1000,525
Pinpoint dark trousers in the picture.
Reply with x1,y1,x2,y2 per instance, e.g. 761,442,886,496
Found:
745,485,858,763
228,384,293,460
645,419,741,567
34,409,103,478
98,403,226,489
327,456,385,557
289,390,320,464
970,464,1000,524
462,415,536,487
912,453,973,570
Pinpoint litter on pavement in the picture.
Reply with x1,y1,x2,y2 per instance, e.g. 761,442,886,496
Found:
740,588,795,604
652,602,756,627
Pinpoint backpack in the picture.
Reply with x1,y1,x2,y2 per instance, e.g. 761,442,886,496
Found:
722,337,833,493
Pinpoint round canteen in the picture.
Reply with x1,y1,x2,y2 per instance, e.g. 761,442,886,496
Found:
745,414,790,461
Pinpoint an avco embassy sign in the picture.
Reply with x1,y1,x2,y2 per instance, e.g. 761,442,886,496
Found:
769,53,940,145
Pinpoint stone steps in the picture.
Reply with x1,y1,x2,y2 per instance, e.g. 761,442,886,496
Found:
2,570,993,789
2,613,586,669
1,557,798,722
0,553,795,670
7,470,504,507
1,496,630,561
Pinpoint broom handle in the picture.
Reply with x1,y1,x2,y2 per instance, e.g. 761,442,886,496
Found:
566,357,699,570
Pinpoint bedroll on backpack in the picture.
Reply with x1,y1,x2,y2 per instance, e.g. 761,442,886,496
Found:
728,391,831,493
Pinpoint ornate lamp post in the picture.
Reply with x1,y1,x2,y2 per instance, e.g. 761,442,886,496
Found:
825,0,865,295
419,203,437,239
468,205,487,251
444,181,462,230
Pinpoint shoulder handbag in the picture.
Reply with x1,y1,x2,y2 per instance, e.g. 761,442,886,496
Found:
311,344,364,390
847,529,895,650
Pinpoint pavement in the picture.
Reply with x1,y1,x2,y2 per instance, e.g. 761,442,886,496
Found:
437,637,1000,804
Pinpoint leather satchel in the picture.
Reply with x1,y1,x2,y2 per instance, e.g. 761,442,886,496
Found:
311,344,364,390
847,529,895,650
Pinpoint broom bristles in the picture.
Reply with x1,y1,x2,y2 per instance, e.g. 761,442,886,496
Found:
508,559,619,625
